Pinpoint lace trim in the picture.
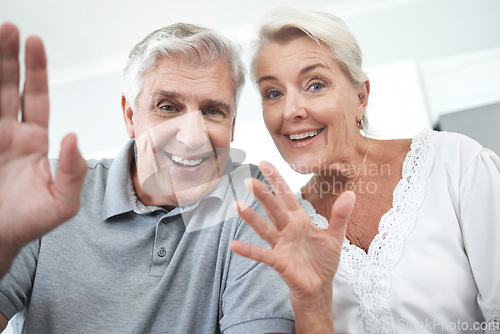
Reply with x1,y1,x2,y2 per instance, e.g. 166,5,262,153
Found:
482,305,500,333
297,129,439,334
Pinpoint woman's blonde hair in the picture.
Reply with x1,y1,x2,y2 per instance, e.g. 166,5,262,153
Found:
251,7,368,87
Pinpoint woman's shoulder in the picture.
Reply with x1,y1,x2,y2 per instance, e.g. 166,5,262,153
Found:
408,129,484,158
413,129,499,179
430,130,484,152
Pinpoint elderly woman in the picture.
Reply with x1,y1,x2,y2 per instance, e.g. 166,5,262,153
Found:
231,7,500,333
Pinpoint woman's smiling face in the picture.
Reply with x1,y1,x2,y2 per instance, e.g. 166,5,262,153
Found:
256,36,368,174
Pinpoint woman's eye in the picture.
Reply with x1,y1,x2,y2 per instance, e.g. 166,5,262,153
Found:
308,81,325,91
265,90,283,100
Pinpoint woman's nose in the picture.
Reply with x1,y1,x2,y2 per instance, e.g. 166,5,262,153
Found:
283,92,308,121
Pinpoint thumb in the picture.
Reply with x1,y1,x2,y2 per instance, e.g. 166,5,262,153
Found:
51,133,87,219
326,191,356,240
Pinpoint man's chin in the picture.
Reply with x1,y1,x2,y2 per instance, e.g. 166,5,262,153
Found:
140,173,220,207
171,178,220,206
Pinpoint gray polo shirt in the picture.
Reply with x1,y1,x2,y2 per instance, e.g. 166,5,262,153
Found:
0,140,295,333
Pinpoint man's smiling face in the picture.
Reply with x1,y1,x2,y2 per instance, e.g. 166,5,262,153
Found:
123,56,236,207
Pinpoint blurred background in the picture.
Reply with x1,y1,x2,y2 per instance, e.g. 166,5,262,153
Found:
1,0,500,331
1,0,499,189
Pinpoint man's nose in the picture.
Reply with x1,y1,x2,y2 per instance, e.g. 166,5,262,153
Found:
176,110,209,149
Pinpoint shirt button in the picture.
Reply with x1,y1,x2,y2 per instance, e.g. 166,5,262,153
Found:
157,247,167,257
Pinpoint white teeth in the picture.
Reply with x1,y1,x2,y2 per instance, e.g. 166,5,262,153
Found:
289,130,320,140
170,154,203,166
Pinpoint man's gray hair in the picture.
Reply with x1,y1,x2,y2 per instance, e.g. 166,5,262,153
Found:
123,23,246,110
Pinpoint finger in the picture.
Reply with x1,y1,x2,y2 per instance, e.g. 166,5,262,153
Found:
0,22,20,120
259,161,301,211
327,191,356,239
233,200,279,246
230,240,275,268
245,177,290,231
51,134,87,220
22,35,49,127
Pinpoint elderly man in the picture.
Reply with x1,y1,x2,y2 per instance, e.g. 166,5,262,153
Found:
0,21,297,333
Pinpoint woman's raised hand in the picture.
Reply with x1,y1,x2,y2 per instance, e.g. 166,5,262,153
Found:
231,161,355,303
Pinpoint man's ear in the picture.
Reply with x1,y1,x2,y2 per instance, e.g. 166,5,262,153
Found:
121,95,135,139
230,113,236,142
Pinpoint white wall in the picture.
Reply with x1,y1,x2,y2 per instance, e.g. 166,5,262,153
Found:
420,48,500,121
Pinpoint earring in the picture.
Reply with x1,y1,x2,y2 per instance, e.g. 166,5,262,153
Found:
356,119,363,128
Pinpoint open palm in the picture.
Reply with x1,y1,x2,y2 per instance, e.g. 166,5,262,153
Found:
0,23,87,274
231,161,355,300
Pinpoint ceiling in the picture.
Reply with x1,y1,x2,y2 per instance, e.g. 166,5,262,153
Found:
1,0,365,70
2,0,500,81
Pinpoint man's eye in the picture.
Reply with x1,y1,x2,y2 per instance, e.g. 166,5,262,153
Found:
265,90,283,100
160,105,177,112
203,108,225,117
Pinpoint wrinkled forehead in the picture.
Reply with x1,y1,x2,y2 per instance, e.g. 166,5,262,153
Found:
143,55,236,110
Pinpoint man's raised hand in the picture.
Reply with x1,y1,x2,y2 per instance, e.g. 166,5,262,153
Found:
0,23,87,277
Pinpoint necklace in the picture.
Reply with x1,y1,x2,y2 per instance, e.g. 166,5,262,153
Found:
316,137,371,196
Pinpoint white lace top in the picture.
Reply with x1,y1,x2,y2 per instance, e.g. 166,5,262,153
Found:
297,130,500,334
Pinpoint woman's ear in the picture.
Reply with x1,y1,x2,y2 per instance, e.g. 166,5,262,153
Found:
357,80,370,109
121,95,135,139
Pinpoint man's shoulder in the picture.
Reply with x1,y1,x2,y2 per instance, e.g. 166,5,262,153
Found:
49,157,117,192
230,162,263,179
49,157,115,172
86,157,115,170
49,140,133,176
